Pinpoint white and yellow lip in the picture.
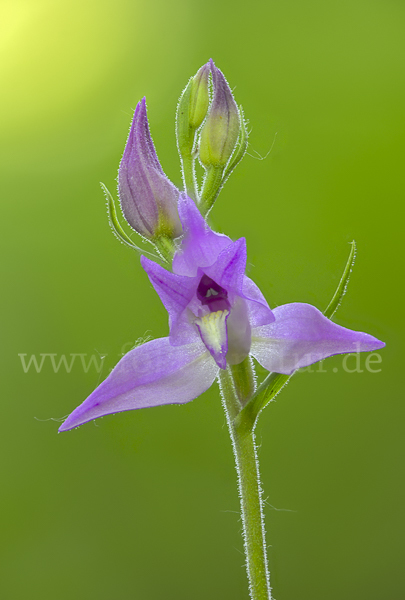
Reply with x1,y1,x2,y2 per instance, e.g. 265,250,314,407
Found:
195,309,229,369
194,297,252,369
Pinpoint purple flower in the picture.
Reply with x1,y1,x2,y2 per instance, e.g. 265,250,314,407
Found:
118,98,182,240
59,197,384,432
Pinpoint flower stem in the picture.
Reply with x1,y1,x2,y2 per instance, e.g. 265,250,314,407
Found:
200,165,224,215
154,235,176,263
180,152,198,202
219,369,272,600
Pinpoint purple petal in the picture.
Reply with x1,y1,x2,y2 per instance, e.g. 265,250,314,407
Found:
141,255,199,344
118,98,182,238
242,275,275,327
58,337,218,432
250,303,385,375
226,297,252,365
172,195,232,276
141,255,196,317
204,237,247,294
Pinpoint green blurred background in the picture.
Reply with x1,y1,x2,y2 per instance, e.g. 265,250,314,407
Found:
1,0,403,598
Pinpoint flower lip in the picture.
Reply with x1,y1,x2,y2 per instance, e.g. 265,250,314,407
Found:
197,274,231,313
195,308,230,369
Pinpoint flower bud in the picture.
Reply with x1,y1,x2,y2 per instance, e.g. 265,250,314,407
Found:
118,98,182,241
188,63,210,129
199,60,240,168
176,62,210,156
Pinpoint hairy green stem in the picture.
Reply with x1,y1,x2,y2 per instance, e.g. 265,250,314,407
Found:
180,152,198,202
219,369,272,600
154,235,176,263
200,166,224,215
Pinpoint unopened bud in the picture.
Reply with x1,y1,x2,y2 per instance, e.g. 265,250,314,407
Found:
118,98,182,242
176,62,210,156
188,63,210,129
199,59,240,168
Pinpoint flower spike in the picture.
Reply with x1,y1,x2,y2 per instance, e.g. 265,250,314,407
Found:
59,62,387,600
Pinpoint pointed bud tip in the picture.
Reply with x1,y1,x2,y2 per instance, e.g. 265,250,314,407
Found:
118,99,182,240
176,62,211,145
199,62,240,168
199,61,211,74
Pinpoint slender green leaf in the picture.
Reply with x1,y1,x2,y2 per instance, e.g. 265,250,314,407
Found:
101,182,137,248
324,240,356,319
100,183,159,259
236,241,358,431
236,372,290,434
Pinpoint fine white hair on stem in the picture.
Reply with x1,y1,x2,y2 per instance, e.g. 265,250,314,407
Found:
218,371,273,599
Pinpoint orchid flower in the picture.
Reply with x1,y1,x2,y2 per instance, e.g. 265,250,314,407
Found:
62,60,386,600
59,196,383,433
